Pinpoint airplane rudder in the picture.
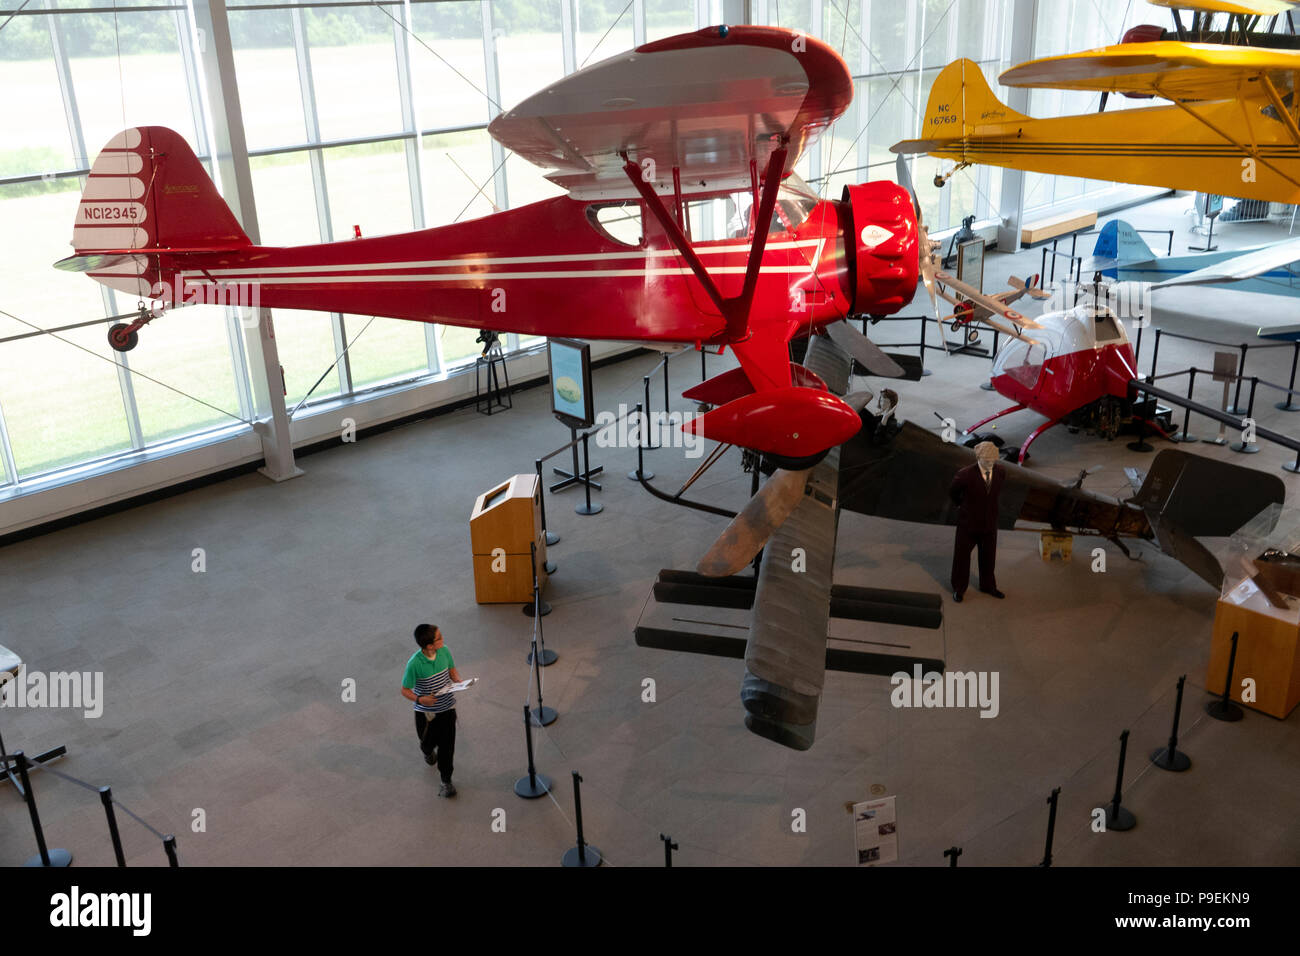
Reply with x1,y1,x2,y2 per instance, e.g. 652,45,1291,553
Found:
72,126,249,254
1114,220,1154,261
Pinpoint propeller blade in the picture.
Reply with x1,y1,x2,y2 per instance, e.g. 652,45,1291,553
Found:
895,154,921,218
842,389,875,411
697,467,811,577
825,320,905,378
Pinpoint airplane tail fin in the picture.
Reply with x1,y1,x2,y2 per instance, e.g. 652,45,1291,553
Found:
1093,220,1155,264
891,59,1028,155
1130,449,1285,587
53,127,251,300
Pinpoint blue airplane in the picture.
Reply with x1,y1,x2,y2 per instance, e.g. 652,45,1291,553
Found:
1092,219,1300,340
1093,219,1300,299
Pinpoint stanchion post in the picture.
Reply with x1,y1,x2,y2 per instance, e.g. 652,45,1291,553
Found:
1151,675,1192,771
1177,368,1196,442
535,457,560,552
1231,380,1261,454
663,351,670,416
643,375,659,450
944,846,962,867
1206,631,1245,722
1038,787,1061,867
525,540,557,664
1104,731,1137,831
575,430,603,516
514,704,552,798
12,751,72,867
1150,329,1162,383
661,833,678,867
99,786,127,866
1279,342,1300,411
1230,344,1248,414
522,539,552,619
163,834,179,867
629,400,654,480
528,551,557,727
561,771,602,867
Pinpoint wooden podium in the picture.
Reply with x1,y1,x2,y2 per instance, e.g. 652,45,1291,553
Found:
1209,595,1300,719
470,474,546,604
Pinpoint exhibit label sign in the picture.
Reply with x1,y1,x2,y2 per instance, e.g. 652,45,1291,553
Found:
852,795,898,866
547,337,595,428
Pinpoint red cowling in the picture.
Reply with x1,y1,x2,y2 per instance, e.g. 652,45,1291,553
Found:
684,386,862,458
841,181,919,316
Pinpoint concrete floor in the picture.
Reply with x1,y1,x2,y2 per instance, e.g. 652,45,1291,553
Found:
1,192,1298,867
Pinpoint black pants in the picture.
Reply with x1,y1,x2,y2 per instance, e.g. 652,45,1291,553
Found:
952,526,997,596
415,709,457,783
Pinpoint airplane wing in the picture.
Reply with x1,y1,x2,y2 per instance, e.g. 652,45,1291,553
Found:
998,41,1300,102
1151,236,1300,289
486,25,852,200
1146,0,1299,15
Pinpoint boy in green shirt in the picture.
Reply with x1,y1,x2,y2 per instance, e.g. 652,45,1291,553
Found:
401,624,462,797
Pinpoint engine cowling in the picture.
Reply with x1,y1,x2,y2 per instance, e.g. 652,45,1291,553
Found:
841,181,919,316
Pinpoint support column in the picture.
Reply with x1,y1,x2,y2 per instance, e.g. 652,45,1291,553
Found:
192,0,302,481
481,0,508,211
996,0,1035,253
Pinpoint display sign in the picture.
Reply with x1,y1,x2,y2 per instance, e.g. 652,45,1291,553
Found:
1203,193,1223,219
547,337,595,428
852,795,898,866
956,238,985,295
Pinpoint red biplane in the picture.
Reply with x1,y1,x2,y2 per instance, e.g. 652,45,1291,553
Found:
54,25,938,467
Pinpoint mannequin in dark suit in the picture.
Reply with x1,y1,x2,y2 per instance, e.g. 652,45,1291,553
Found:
950,441,1006,602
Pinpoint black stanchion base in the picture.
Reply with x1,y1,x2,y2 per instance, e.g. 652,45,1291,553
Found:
1275,401,1300,412
545,531,560,546
530,705,558,727
514,773,552,799
1226,406,1249,416
1206,698,1244,722
1283,460,1300,474
575,502,604,516
527,648,558,667
1126,440,1154,453
23,848,72,867
1230,442,1260,454
628,468,653,480
1170,432,1200,443
562,844,602,868
544,561,557,574
523,601,552,617
1150,747,1191,772
1105,805,1137,832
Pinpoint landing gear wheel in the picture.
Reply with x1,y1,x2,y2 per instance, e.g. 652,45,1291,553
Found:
108,324,139,353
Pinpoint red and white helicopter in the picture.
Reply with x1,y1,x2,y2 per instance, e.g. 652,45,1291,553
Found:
962,279,1152,463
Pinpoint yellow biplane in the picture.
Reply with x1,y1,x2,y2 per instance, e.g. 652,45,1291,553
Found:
892,13,1300,204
